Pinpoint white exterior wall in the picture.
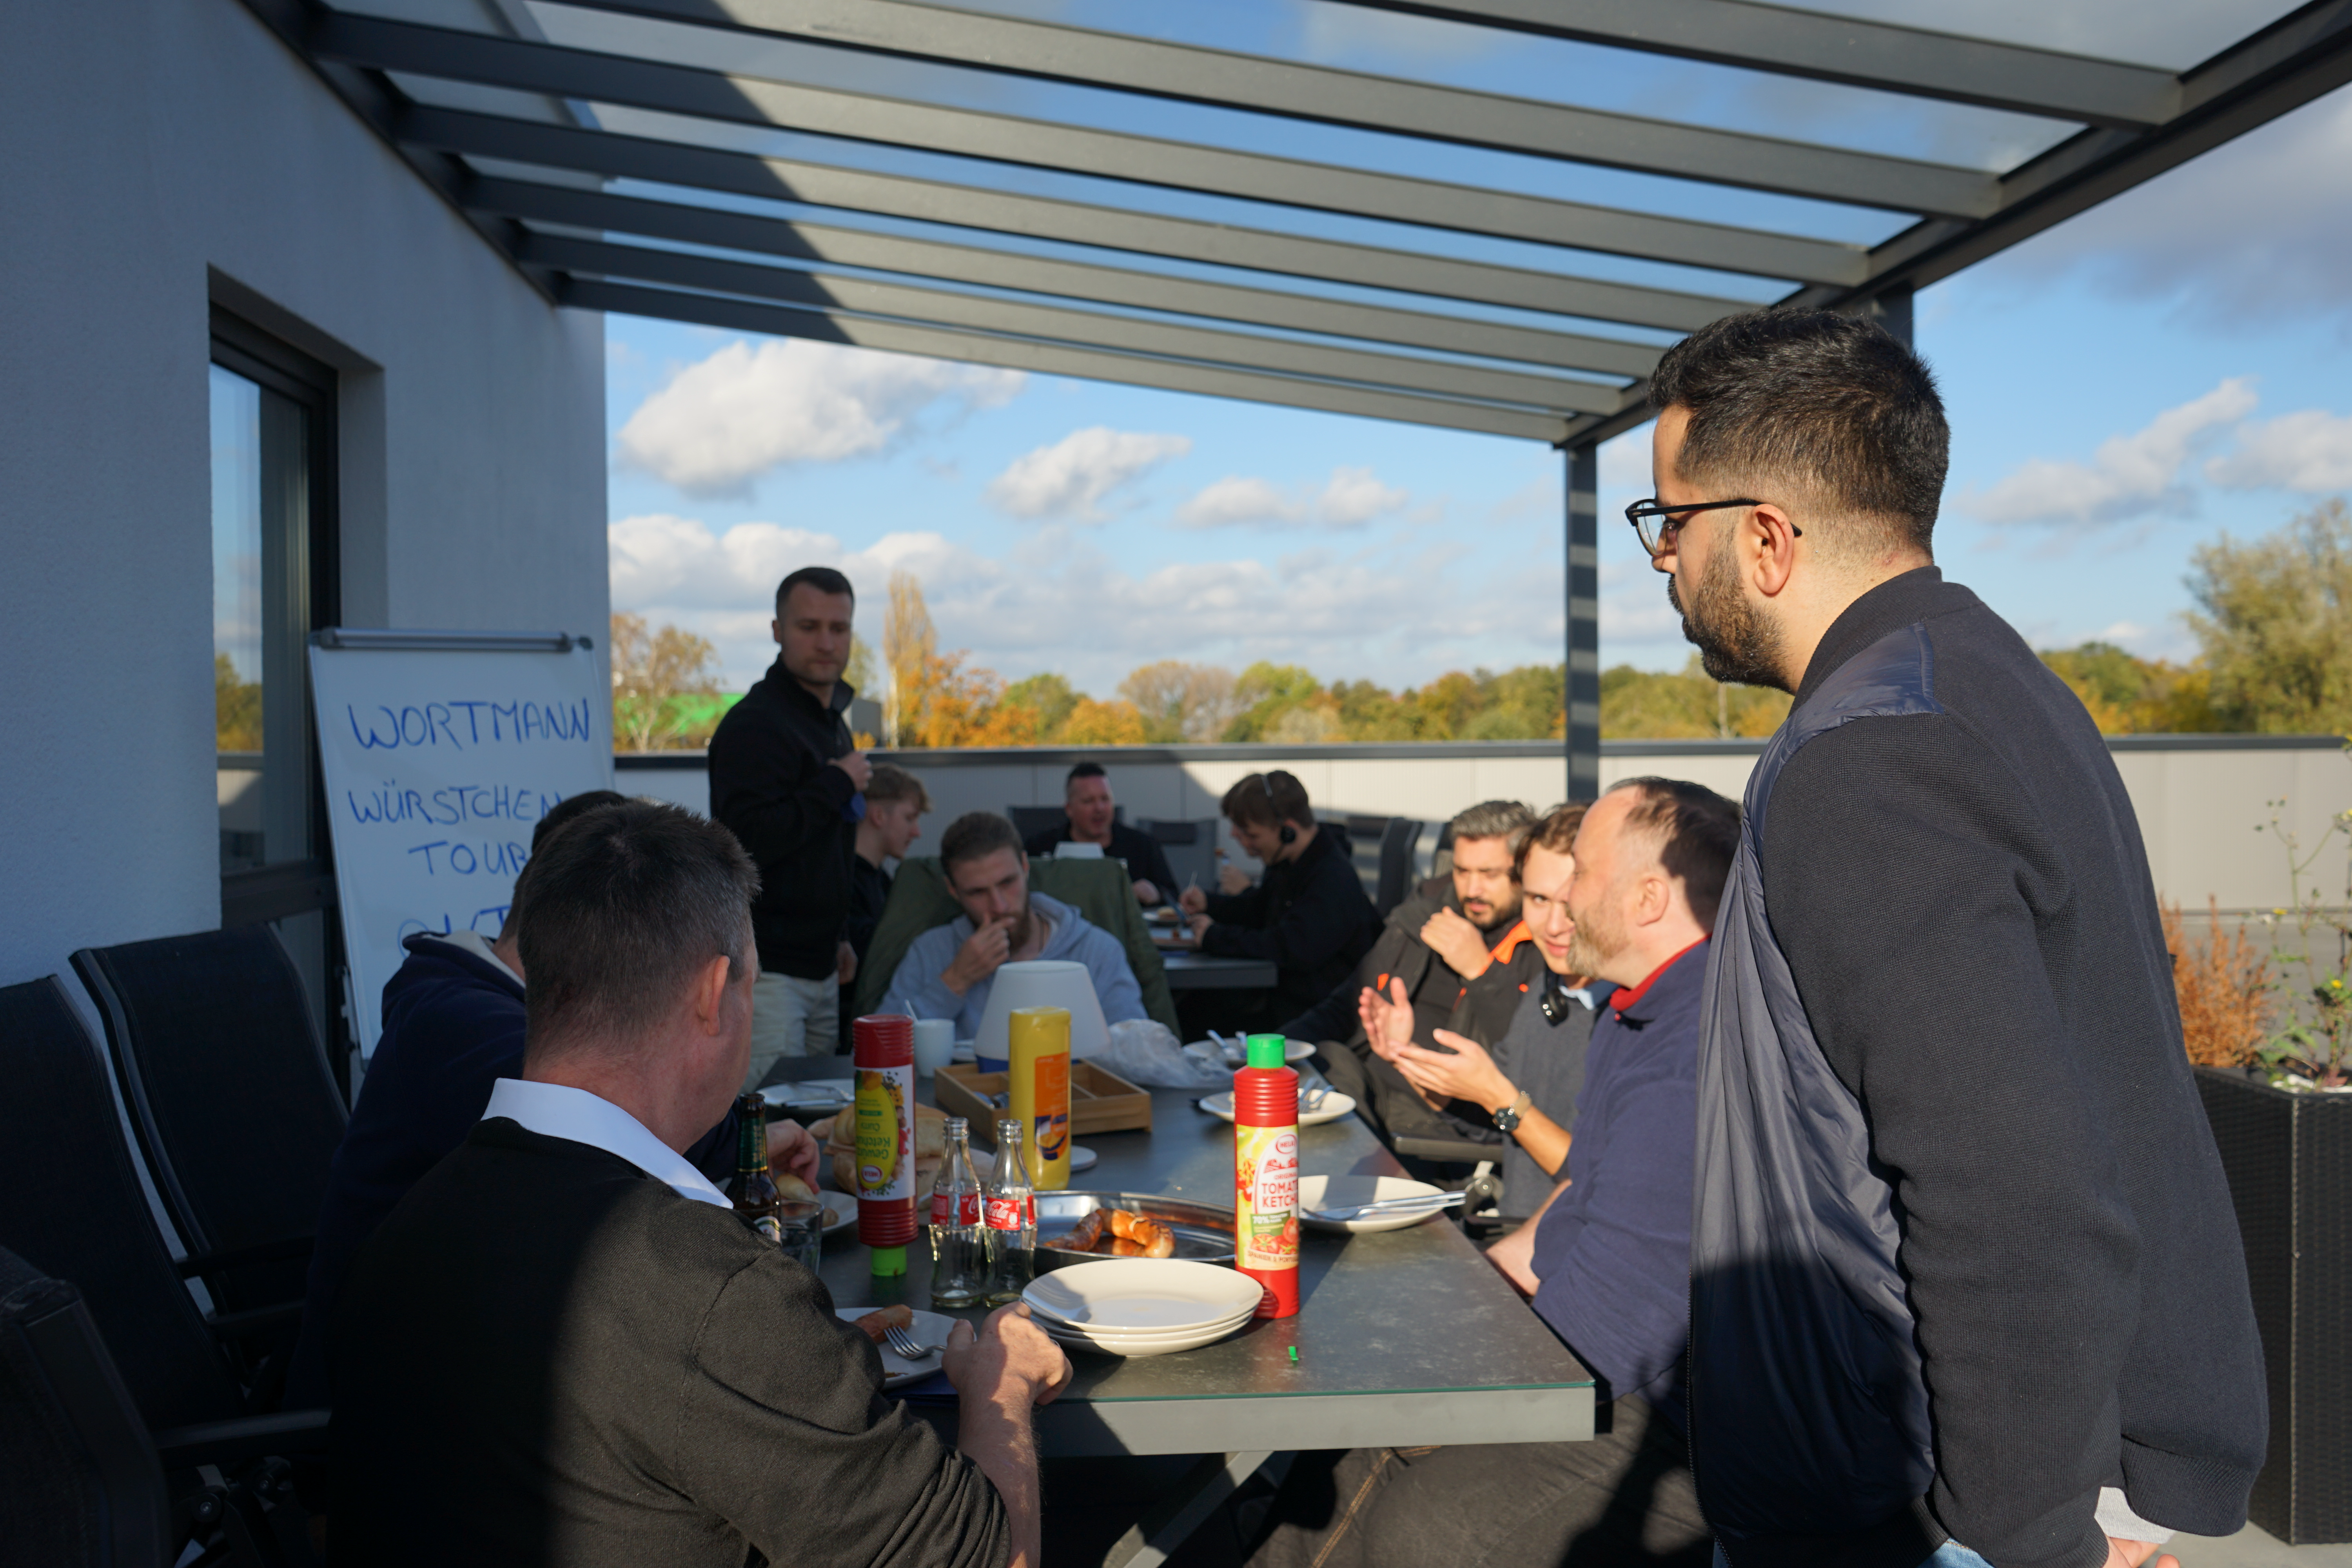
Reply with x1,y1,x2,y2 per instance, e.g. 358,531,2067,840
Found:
0,0,606,989
620,740,2352,907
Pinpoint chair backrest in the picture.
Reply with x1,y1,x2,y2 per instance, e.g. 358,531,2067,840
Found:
1136,818,1217,895
0,1246,171,1568
71,928,346,1314
851,857,1180,1033
1374,818,1422,920
1005,805,1066,842
0,979,245,1433
1343,816,1391,906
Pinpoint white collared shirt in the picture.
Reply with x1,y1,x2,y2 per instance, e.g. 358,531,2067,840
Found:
481,1078,731,1210
420,929,524,990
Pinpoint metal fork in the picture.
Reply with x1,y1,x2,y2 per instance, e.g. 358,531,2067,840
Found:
882,1322,946,1360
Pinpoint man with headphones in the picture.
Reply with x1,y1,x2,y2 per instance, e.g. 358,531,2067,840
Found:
1178,770,1379,1033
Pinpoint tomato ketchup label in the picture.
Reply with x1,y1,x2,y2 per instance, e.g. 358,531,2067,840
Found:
1236,1125,1299,1271
984,1195,1036,1231
931,1191,981,1227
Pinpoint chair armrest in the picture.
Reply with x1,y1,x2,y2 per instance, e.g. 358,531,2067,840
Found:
175,1236,314,1279
153,1407,330,1470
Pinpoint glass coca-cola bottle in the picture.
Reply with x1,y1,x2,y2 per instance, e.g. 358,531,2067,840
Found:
928,1117,986,1309
982,1117,1037,1307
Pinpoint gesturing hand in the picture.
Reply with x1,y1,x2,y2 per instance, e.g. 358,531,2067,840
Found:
1394,1028,1514,1114
836,940,858,985
767,1117,823,1190
1134,879,1161,907
945,914,1016,995
1420,906,1492,980
1178,885,1208,915
2103,1539,2178,1568
1217,864,1254,895
831,750,873,791
1357,976,1415,1061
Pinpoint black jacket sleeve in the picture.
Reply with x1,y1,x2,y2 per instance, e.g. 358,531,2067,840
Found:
1763,717,2136,1568
1125,831,1180,906
1202,852,1373,973
1278,918,1417,1044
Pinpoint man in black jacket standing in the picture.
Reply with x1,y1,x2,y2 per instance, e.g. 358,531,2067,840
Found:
1180,769,1377,1031
1642,309,2265,1568
709,565,870,1086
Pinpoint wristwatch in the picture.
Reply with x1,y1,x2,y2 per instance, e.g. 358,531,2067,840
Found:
1492,1089,1533,1134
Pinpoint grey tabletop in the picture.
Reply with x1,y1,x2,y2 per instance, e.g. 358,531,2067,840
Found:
1157,949,1278,991
812,1076,1593,1457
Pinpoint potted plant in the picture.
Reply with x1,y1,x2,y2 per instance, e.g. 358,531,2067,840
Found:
2183,743,2352,1544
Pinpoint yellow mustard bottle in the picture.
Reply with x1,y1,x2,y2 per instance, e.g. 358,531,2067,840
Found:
1006,1005,1072,1191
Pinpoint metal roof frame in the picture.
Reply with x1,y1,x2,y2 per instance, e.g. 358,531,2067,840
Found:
239,0,2352,448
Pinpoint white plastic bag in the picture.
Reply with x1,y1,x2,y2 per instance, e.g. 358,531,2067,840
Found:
1094,1019,1232,1089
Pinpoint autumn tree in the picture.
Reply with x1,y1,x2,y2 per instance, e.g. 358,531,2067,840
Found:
1120,661,1243,742
882,569,938,747
610,612,722,751
2187,499,2352,734
215,653,263,752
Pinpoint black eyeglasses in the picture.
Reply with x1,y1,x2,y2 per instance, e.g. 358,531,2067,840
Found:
1623,496,1796,557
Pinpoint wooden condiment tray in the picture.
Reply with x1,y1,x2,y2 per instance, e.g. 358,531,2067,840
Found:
934,1060,1154,1141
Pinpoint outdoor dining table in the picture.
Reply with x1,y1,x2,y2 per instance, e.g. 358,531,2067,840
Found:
1156,949,1278,990
795,1065,1594,1565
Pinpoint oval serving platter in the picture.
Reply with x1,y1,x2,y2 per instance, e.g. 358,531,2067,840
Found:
1031,1190,1236,1271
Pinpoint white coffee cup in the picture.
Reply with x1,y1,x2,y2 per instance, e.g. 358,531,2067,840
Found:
913,1017,956,1078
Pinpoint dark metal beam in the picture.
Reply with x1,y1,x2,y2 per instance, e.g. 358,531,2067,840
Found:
468,175,1666,378
399,105,1751,332
1318,0,2179,130
560,277,1572,441
336,15,1872,282
544,0,1992,215
522,231,1624,414
1564,442,1601,801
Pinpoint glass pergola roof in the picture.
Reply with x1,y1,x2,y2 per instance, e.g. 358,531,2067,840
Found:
243,0,2351,448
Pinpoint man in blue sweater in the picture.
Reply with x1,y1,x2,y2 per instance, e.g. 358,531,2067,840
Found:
285,791,818,1412
1225,777,1736,1568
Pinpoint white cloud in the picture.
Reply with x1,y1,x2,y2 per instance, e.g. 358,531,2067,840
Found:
984,426,1192,521
1964,378,2258,525
1294,3,1497,65
610,512,1564,693
1175,466,1413,530
2206,409,2352,492
1317,466,1409,527
1177,476,1304,528
615,338,1024,495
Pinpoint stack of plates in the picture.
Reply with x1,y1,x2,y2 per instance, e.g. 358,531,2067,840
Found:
1022,1259,1262,1357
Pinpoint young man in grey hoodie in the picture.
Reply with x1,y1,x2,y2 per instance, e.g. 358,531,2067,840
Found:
879,811,1147,1035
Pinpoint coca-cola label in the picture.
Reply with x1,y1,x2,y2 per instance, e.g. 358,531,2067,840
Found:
984,1195,1035,1231
931,1191,982,1227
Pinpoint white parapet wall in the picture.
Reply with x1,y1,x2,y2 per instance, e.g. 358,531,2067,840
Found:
615,734,2352,912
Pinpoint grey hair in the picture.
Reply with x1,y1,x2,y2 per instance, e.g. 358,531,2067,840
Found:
515,800,761,1060
1448,800,1538,857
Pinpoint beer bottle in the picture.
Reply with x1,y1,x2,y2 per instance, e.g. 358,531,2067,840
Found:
725,1093,785,1245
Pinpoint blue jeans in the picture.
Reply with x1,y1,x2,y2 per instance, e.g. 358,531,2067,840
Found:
1715,1544,1994,1568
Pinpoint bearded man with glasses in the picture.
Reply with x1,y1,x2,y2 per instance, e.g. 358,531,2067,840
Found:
1646,309,2265,1568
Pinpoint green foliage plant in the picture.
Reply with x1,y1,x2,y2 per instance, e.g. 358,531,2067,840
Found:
2254,735,2352,1090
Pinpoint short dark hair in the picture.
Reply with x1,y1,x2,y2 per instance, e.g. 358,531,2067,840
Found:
866,763,931,813
1221,770,1313,831
1517,802,1588,872
938,811,1024,874
1449,800,1536,858
513,801,760,1061
1065,762,1107,792
531,789,630,853
775,565,854,610
1603,777,1740,932
1649,307,1947,558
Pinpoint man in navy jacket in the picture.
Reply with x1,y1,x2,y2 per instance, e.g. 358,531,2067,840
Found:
1644,309,2265,1568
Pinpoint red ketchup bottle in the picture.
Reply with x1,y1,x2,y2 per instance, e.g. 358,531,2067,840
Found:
852,1013,916,1276
1232,1033,1301,1319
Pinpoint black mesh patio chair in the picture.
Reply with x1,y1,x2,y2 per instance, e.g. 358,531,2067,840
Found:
0,982,325,1565
70,928,346,1347
1006,804,1068,842
1373,818,1422,920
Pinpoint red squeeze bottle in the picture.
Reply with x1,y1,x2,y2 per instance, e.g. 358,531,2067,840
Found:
1232,1033,1301,1319
852,1014,916,1274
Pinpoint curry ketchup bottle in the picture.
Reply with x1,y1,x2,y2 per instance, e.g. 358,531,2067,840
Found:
853,1013,916,1276
1232,1033,1301,1319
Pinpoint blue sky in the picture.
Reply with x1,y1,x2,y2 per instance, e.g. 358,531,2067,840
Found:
600,2,2352,697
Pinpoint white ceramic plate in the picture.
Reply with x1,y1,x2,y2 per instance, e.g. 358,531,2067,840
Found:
1042,1317,1251,1357
1197,1091,1356,1128
820,1193,855,1237
1192,1038,1317,1067
1022,1258,1262,1331
972,1145,1098,1178
1295,1174,1448,1234
833,1307,956,1389
1037,1306,1255,1344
